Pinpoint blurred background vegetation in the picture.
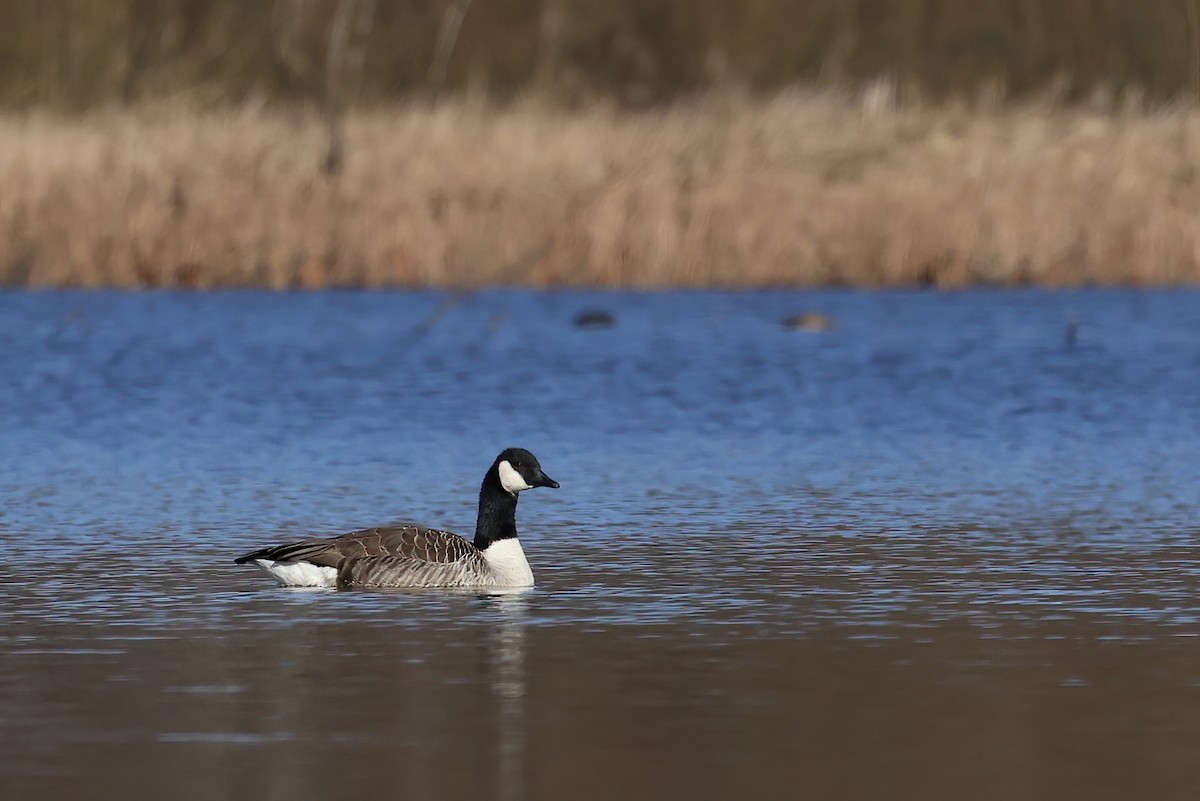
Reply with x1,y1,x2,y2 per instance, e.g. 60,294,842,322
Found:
4,0,1200,109
5,2,1200,288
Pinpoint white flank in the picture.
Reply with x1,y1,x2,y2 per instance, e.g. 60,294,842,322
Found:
497,460,532,494
256,559,338,588
482,539,534,587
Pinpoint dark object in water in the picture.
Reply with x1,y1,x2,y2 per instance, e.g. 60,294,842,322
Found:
575,310,615,329
782,312,835,332
1064,313,1080,346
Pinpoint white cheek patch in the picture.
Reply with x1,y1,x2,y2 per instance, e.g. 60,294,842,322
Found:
497,460,532,493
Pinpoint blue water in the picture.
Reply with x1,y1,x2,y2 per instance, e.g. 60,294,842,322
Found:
3,289,1199,800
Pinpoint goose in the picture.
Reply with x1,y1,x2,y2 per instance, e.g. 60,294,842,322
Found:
234,448,558,589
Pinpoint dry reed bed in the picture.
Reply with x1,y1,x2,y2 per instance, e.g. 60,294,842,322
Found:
2,94,1199,288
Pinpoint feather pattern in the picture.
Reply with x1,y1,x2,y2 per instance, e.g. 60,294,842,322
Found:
236,524,492,588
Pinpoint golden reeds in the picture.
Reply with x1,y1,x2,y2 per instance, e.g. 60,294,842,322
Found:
2,93,1199,288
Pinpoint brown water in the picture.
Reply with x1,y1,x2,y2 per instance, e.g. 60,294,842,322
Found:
2,290,1199,800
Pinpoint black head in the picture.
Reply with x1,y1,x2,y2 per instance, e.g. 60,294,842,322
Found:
492,448,559,495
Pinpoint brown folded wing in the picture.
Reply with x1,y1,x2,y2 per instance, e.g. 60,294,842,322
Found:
237,524,491,588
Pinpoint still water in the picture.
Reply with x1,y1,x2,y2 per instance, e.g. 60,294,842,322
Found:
2,290,1199,800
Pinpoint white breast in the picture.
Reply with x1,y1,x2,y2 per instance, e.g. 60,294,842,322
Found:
257,559,338,588
482,539,534,587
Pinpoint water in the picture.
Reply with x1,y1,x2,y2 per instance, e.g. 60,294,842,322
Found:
2,289,1199,801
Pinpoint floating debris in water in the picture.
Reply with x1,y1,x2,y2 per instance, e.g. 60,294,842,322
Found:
574,310,615,329
408,292,469,342
782,312,835,332
1064,313,1080,346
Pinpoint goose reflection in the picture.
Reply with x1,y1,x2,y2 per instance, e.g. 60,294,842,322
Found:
482,589,530,801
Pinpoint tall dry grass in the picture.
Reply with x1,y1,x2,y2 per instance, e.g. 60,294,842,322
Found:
2,92,1200,288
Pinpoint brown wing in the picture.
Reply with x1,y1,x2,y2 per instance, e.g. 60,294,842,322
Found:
337,551,493,588
332,526,493,588
235,524,479,569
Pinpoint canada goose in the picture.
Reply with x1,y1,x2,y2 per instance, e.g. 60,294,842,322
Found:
234,448,559,589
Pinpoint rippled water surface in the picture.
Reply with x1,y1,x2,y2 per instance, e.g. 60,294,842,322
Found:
3,290,1199,800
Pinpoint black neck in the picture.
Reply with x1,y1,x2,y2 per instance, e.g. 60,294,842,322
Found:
473,465,519,550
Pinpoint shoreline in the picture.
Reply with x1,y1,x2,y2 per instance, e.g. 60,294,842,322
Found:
4,283,1198,295
3,95,1199,289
